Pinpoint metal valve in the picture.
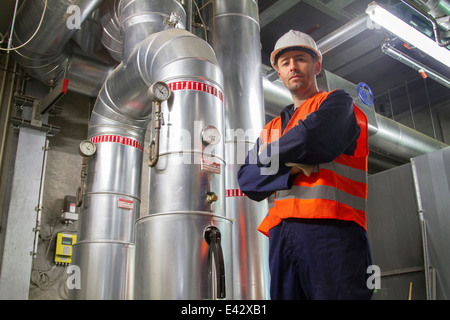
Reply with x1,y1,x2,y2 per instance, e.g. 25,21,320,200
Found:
207,192,218,204
166,11,183,28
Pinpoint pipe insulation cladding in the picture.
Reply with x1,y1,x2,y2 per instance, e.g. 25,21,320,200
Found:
71,19,231,300
213,0,271,300
70,0,220,299
11,0,103,86
133,29,232,300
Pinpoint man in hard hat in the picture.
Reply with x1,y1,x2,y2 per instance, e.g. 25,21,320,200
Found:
237,30,373,300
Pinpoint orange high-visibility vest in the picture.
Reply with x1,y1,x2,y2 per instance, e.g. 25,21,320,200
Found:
257,91,369,237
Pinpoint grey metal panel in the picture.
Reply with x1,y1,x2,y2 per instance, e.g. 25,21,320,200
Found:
412,146,450,300
366,163,426,299
0,128,46,299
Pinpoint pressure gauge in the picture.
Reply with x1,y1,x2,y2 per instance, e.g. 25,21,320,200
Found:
148,81,171,102
79,139,96,156
201,125,221,146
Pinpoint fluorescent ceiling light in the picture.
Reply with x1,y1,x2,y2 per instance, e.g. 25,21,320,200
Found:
366,2,450,68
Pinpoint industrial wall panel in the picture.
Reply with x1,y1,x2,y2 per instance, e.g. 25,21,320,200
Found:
412,146,450,299
366,163,426,299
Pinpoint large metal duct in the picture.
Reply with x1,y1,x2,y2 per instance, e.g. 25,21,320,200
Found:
316,15,369,55
65,47,114,97
120,0,186,61
415,0,450,20
11,0,102,86
70,0,189,299
133,30,231,300
214,0,270,299
368,112,448,163
99,0,123,62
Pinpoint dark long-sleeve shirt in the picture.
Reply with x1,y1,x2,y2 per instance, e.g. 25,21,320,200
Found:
237,89,360,202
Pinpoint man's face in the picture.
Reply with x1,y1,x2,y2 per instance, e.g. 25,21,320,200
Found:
277,50,321,95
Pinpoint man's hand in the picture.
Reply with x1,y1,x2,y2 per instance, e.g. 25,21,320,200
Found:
289,165,302,176
286,163,314,176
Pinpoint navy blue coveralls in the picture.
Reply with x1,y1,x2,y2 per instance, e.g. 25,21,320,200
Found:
237,90,374,300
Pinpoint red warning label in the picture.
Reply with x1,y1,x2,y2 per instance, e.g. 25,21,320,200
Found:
118,198,134,209
201,156,221,174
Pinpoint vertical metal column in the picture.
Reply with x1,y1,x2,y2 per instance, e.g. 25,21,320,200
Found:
214,0,270,299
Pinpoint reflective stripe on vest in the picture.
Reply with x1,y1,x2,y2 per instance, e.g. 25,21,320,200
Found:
318,161,367,184
276,184,366,212
275,159,368,214
268,193,275,209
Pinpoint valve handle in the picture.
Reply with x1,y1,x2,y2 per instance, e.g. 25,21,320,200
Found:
204,226,226,299
357,82,374,106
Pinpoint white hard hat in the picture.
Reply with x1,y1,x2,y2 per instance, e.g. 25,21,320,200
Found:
270,30,322,71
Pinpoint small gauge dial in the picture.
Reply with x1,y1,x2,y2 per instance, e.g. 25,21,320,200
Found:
148,81,171,102
201,125,221,146
79,139,96,156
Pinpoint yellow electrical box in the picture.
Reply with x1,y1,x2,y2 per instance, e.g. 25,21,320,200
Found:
54,233,77,265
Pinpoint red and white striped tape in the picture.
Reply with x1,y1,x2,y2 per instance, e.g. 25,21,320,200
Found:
226,189,246,198
90,135,144,152
168,81,224,102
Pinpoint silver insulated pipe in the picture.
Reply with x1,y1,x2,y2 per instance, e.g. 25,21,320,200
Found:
70,0,188,299
11,0,102,86
214,0,270,299
133,28,231,299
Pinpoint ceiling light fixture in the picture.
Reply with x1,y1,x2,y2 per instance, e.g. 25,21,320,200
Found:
366,2,450,69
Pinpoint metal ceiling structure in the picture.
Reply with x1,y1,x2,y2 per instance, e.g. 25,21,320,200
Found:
1,0,449,130
258,0,450,133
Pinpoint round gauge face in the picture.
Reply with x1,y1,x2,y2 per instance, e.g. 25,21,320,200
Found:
149,81,171,102
79,140,96,156
201,125,221,146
